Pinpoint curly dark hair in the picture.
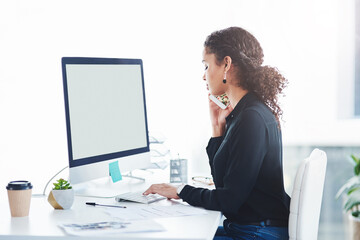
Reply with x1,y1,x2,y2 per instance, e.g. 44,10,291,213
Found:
204,26,288,125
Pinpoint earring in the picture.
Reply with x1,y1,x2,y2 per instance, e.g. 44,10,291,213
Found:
223,72,227,84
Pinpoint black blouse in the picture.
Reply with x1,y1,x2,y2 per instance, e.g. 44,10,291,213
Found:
178,92,290,224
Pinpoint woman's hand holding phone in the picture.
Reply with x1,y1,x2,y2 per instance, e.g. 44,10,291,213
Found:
208,94,233,137
209,95,227,109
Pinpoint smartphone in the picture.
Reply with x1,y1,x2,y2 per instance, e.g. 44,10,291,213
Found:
209,94,229,109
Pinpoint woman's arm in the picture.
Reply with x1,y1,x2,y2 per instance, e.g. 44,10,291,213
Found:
143,96,234,202
207,94,232,178
179,109,268,213
206,137,223,180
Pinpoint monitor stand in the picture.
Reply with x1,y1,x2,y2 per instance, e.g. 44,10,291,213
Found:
72,175,145,198
71,169,164,198
122,171,145,182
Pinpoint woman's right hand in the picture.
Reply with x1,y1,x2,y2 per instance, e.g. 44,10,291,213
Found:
208,94,233,137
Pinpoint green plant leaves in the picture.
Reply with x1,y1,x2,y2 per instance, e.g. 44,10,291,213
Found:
337,154,360,217
344,191,360,212
52,178,72,190
336,176,360,200
348,186,360,195
353,155,360,176
352,211,360,217
352,154,360,165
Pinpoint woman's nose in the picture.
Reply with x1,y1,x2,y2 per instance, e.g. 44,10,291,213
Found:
203,72,206,81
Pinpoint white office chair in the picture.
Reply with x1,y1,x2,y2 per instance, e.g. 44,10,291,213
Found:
288,148,327,240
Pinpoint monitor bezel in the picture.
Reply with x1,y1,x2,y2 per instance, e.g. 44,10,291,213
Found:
61,57,150,169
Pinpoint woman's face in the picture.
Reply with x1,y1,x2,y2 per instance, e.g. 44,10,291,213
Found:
202,48,226,96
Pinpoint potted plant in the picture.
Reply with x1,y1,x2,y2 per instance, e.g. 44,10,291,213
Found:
47,178,74,210
336,154,360,239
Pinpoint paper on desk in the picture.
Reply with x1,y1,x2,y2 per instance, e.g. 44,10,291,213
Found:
59,220,165,236
105,204,208,221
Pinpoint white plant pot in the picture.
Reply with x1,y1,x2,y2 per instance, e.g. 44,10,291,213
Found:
47,189,74,210
348,214,360,240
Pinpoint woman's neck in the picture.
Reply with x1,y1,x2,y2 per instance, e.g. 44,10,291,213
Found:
226,87,249,109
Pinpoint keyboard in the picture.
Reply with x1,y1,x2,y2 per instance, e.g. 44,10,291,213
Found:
115,191,166,204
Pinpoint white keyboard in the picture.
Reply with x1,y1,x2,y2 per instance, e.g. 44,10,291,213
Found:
115,191,166,204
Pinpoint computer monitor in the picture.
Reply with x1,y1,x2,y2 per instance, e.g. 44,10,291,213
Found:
62,57,150,185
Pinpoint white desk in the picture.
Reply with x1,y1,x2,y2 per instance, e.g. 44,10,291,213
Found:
0,173,221,240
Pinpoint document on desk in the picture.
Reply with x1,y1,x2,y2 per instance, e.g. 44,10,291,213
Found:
105,204,208,221
59,220,165,236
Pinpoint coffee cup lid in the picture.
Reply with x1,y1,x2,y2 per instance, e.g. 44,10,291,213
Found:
6,181,33,190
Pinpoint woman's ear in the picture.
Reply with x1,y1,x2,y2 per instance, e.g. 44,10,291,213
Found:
224,56,232,72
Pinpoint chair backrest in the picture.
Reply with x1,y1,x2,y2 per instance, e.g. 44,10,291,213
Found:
288,148,327,240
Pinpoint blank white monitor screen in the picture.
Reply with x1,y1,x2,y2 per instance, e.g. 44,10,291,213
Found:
62,58,150,184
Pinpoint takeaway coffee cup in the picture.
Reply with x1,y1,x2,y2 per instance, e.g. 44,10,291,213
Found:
6,181,33,217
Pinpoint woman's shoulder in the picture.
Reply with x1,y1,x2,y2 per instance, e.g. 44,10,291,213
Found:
240,101,276,125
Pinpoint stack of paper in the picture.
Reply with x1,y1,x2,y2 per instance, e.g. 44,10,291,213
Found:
59,220,164,236
104,204,208,221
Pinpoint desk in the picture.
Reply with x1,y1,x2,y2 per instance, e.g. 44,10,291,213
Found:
0,174,221,240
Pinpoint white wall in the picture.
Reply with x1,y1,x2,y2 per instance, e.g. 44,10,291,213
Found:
280,0,360,146
0,0,359,194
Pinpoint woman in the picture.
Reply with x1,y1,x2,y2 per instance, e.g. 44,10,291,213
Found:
144,27,290,240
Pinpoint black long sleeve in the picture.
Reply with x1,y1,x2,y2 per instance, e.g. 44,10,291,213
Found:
206,137,223,178
179,92,290,223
